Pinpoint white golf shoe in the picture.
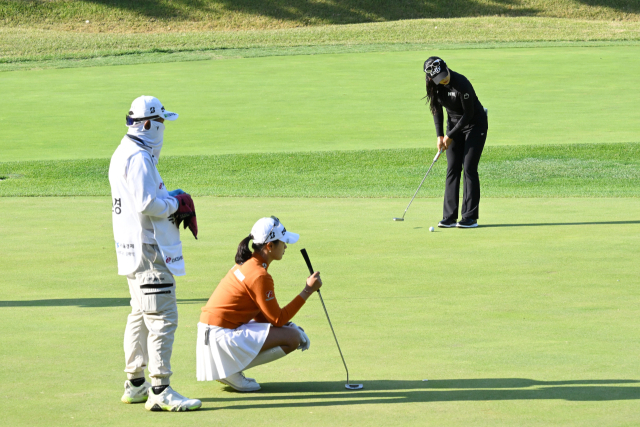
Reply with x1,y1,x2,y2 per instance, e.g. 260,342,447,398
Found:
144,386,202,412
121,380,150,404
218,371,261,392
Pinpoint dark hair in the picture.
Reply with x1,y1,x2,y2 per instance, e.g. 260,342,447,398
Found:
423,56,446,116
425,77,439,116
236,235,282,265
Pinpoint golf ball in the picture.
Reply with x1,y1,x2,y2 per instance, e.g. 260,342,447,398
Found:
429,226,434,232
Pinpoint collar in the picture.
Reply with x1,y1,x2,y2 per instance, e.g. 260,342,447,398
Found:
252,253,269,270
125,135,154,156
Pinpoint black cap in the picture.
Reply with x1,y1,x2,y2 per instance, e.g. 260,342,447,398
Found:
424,57,448,84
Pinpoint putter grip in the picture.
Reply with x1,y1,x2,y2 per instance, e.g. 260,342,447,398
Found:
300,248,314,275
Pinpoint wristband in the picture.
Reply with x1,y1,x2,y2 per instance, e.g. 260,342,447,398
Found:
303,287,313,294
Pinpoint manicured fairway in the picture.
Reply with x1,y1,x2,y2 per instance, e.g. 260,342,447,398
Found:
1,197,639,426
1,45,639,162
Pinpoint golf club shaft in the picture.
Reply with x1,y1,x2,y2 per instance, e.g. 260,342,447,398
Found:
300,249,350,384
317,290,350,384
399,149,442,220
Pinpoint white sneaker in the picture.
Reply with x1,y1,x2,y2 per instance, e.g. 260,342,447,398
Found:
218,371,261,392
121,380,150,404
144,386,202,412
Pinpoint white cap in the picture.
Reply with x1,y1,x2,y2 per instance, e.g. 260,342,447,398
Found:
251,216,299,245
128,95,179,122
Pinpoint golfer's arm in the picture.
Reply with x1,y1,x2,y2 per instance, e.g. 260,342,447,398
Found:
253,278,305,327
433,104,445,137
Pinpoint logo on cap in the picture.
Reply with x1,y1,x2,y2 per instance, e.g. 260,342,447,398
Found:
425,59,443,77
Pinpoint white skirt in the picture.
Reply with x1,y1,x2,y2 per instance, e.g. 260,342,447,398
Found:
196,321,270,381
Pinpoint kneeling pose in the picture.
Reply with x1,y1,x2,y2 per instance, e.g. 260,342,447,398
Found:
197,216,322,391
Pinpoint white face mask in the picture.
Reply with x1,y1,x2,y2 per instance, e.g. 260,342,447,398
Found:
126,120,165,162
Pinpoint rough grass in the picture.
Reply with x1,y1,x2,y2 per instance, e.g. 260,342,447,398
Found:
1,143,638,198
1,0,639,33
2,18,640,70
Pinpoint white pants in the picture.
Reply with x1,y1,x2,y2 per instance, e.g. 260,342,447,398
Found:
124,244,178,386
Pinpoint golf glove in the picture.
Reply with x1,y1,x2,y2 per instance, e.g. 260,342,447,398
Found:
168,189,185,197
287,322,310,352
171,193,198,239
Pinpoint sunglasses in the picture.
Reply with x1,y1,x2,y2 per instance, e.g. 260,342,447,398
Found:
125,114,162,126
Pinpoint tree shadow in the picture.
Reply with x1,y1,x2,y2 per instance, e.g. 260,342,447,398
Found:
83,0,541,22
574,0,640,14
199,379,640,408
82,0,204,20
481,220,640,228
0,298,208,308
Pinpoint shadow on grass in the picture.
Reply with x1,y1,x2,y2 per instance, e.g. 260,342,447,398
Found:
201,379,640,408
82,0,540,22
0,298,208,308
482,220,640,228
574,0,640,14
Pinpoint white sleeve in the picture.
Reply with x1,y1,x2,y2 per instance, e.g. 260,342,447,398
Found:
126,153,179,218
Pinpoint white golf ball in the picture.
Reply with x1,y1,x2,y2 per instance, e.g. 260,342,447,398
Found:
429,226,434,232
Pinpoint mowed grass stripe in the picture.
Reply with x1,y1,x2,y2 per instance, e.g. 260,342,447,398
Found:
2,18,640,70
1,143,638,198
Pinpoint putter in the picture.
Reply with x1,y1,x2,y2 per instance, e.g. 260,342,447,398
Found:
300,248,363,391
393,149,443,221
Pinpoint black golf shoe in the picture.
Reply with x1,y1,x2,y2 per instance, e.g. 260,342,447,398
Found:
456,218,478,228
438,218,457,228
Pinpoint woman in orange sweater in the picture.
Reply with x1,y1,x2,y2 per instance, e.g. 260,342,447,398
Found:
197,216,322,391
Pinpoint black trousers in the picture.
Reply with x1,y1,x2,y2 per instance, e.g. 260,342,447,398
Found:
443,121,487,221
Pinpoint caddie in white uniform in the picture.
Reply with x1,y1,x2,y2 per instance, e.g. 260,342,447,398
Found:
109,95,201,412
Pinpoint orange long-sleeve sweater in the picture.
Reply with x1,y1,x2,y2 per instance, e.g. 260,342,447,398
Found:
200,254,306,329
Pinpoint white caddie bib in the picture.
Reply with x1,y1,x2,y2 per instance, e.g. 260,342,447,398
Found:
109,137,185,276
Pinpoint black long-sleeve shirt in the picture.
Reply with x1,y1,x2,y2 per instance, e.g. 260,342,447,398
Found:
432,70,486,139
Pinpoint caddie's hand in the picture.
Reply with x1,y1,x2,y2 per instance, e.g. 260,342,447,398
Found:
168,189,186,197
437,136,446,152
443,135,453,150
305,271,322,293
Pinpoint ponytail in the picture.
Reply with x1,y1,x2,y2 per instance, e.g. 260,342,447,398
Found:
235,234,253,265
235,234,272,265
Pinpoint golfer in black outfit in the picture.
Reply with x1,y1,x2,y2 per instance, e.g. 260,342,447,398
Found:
424,57,488,228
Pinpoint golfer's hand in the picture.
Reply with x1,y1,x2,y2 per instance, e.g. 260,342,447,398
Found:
437,136,446,152
306,271,322,293
443,135,453,149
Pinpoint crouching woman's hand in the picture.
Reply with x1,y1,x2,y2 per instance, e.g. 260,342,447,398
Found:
300,271,322,300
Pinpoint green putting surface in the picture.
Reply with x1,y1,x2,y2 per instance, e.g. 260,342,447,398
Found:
1,197,639,426
1,45,639,162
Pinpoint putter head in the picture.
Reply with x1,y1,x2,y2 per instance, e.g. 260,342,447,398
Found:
345,384,364,390
392,218,404,221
